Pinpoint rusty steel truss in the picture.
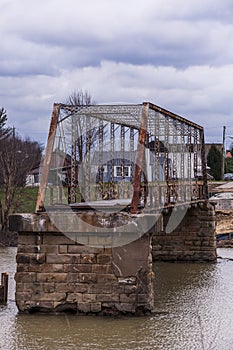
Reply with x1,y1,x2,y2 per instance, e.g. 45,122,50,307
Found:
36,102,208,213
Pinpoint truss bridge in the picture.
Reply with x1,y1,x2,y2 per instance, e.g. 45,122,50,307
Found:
36,102,208,213
10,101,216,316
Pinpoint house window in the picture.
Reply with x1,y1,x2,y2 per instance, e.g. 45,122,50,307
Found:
124,166,130,177
114,166,130,177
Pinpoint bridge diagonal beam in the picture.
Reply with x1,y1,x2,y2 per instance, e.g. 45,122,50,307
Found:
36,103,60,212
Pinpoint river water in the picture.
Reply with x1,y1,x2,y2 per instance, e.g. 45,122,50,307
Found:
1,247,233,350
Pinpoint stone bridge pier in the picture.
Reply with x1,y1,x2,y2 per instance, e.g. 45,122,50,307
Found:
153,201,217,262
10,211,155,316
10,201,216,316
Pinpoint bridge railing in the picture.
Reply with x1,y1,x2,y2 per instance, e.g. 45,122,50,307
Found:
43,180,205,211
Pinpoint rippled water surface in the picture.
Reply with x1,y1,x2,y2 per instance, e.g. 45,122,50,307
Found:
1,247,233,350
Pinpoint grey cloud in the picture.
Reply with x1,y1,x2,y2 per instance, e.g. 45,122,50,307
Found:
0,0,233,146
1,61,230,145
0,59,59,77
1,0,233,76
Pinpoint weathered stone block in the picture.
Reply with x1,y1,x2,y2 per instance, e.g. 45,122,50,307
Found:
78,302,91,313
18,234,37,245
67,273,79,283
75,235,89,246
17,282,43,293
31,301,54,311
68,264,92,273
90,302,102,313
37,273,67,283
55,283,72,293
15,272,36,283
40,263,66,273
43,283,56,293
82,293,96,302
59,245,68,254
96,293,119,302
137,294,150,303
46,254,80,264
40,245,59,254
79,273,97,283
66,293,83,303
33,292,66,302
92,264,109,274
26,253,46,264
104,248,112,254
15,283,24,292
16,254,30,264
67,245,83,254
88,235,113,246
43,235,75,246
67,245,104,254
124,285,137,293
73,284,89,293
17,244,38,253
97,274,118,284
80,254,96,264
17,263,29,272
88,284,114,294
115,303,135,313
16,292,32,301
97,254,112,265
120,294,137,303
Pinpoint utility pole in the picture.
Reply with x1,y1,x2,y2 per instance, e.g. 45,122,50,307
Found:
223,125,226,156
222,125,226,179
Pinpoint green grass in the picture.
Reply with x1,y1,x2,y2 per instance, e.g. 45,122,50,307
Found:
0,186,39,214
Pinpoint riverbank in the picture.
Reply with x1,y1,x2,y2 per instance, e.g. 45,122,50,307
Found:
215,209,233,249
209,181,233,247
217,238,233,248
216,210,233,234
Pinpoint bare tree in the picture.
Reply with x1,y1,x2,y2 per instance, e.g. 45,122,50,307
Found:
65,90,94,107
0,129,42,233
64,90,97,163
0,107,12,234
63,90,102,201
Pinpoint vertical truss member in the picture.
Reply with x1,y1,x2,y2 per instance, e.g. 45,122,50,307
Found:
131,103,149,213
70,114,77,203
110,122,115,199
98,119,104,199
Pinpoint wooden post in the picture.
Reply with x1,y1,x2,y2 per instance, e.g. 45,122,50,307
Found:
0,286,3,303
0,272,8,304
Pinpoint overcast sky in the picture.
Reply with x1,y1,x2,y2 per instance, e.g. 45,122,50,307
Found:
1,0,233,147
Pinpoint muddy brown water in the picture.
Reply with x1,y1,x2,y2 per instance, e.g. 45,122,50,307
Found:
1,247,233,350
